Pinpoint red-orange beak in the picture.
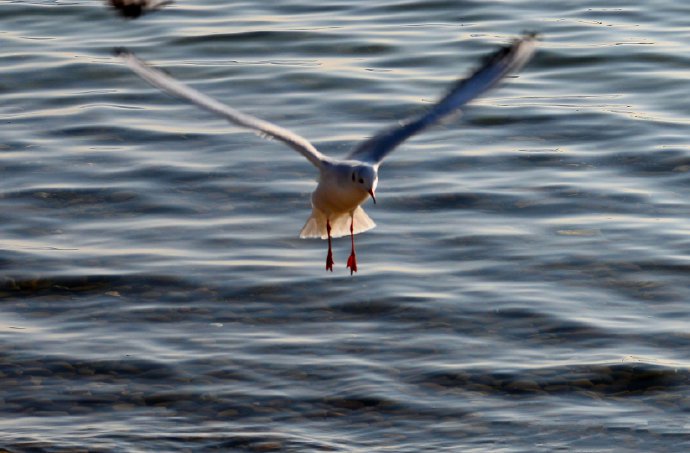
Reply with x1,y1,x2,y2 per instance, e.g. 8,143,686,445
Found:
368,189,377,204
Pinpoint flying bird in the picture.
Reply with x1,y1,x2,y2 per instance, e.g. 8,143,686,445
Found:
107,0,173,19
115,33,537,274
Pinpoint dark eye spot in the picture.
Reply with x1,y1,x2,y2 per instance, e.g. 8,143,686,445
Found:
359,178,364,184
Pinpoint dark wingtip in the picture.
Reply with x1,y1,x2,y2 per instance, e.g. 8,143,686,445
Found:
113,47,131,58
484,31,540,66
522,31,541,41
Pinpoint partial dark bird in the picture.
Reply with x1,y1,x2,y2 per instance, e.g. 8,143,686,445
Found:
107,0,173,19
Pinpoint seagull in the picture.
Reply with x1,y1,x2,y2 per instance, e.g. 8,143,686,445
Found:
115,33,537,274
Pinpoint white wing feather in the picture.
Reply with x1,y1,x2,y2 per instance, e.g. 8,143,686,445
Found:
346,33,538,165
115,49,328,169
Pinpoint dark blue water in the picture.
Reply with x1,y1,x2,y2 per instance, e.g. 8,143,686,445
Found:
2,1,690,451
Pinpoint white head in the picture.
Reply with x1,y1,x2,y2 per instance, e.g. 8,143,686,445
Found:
350,165,378,203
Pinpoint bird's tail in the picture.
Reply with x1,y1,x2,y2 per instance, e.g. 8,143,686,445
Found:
299,207,376,239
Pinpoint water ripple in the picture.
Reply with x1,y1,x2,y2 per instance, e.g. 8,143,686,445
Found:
2,0,690,451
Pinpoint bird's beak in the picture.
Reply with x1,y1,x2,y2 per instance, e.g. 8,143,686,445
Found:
368,189,377,204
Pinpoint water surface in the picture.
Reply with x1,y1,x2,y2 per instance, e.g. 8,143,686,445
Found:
1,1,690,451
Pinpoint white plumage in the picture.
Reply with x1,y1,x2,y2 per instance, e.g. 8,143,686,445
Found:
115,33,537,273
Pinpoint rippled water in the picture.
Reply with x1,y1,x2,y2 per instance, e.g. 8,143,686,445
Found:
2,1,690,451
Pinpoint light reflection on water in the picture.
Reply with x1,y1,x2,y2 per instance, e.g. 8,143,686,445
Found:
1,0,690,451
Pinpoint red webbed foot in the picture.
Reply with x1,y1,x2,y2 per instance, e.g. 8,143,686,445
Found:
346,252,357,275
346,216,358,275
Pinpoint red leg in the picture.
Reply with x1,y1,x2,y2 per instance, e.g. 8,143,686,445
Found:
346,217,357,275
325,219,334,272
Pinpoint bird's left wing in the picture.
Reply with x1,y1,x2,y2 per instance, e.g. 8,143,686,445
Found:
115,49,329,169
346,33,538,165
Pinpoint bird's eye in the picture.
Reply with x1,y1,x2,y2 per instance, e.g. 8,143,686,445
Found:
352,173,355,182
359,178,364,184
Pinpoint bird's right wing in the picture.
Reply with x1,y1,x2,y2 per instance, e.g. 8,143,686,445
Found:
346,33,538,165
115,49,329,169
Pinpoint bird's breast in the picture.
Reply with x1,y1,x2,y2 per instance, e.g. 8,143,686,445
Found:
312,181,368,216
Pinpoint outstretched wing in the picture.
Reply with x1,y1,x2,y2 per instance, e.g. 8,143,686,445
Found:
115,49,329,169
346,33,538,165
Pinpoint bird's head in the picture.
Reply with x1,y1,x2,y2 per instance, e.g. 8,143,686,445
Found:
350,165,378,204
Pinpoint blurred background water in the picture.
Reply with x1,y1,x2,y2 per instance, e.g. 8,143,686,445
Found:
1,0,690,451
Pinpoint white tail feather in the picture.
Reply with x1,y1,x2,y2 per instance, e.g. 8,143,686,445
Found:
299,206,376,239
